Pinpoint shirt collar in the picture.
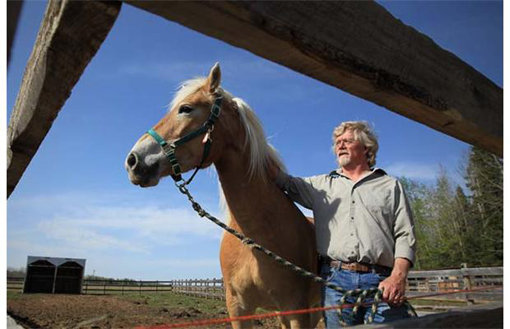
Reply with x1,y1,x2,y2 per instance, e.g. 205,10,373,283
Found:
333,167,387,180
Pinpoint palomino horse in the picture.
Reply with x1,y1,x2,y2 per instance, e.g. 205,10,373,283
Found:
125,63,320,329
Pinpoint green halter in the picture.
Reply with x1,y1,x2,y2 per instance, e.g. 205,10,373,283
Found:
147,95,223,183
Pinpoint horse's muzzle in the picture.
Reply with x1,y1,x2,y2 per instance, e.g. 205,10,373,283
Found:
125,151,159,187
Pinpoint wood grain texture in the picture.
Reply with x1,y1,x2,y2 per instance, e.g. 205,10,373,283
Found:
7,0,121,197
127,1,502,156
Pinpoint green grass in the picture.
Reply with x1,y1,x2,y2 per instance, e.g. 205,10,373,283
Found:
7,291,23,300
115,292,227,314
7,290,227,315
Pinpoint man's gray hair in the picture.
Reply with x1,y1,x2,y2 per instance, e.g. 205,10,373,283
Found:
332,121,379,168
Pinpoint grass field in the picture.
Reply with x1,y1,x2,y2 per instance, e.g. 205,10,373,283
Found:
7,291,283,328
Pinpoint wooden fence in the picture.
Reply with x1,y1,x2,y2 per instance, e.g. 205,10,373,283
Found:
80,278,225,299
7,277,225,299
7,266,502,302
406,266,503,303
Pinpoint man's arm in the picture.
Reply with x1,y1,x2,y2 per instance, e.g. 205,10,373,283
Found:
267,160,318,210
380,180,416,306
378,257,411,306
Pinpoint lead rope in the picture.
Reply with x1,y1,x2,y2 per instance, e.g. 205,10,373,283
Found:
174,181,417,323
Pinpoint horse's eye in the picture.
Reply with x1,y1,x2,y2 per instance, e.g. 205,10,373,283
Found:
178,105,194,114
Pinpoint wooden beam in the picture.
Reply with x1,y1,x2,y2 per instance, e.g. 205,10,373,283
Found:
358,301,502,328
126,1,502,157
7,0,122,198
7,0,24,65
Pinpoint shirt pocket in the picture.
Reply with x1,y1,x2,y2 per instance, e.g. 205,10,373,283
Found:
363,195,392,225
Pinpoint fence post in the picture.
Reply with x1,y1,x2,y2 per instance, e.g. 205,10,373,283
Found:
461,263,474,305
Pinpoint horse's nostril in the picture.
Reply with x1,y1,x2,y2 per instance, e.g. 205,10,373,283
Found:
127,152,138,169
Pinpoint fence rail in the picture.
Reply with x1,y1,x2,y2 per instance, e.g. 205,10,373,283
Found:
8,266,502,302
406,266,502,302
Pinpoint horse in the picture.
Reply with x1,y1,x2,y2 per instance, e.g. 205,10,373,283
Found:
125,63,321,329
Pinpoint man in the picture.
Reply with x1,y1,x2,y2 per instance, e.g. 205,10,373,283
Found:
271,121,416,327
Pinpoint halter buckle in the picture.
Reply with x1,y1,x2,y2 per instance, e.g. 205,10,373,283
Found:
172,163,182,176
202,125,214,144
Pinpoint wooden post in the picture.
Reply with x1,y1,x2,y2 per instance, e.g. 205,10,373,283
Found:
7,0,121,197
461,263,474,305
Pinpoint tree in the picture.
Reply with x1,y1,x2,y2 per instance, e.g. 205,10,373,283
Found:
465,147,503,266
400,146,503,270
399,177,435,269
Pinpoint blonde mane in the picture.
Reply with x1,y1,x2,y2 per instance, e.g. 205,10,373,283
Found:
169,77,206,110
169,77,286,182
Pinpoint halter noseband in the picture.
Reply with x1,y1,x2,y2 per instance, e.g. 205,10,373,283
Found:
147,95,223,184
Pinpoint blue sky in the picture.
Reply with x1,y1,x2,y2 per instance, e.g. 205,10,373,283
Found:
7,1,502,280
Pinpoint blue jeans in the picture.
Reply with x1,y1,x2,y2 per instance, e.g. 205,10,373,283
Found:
320,263,410,328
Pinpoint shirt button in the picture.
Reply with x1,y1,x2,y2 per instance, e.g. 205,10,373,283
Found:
352,200,355,204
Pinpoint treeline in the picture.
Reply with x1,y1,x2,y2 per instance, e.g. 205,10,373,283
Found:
7,267,26,278
400,147,503,270
84,275,139,282
6,267,134,282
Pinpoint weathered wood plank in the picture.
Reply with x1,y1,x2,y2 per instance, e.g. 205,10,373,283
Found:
7,0,122,197
7,0,24,65
358,302,502,328
408,267,503,278
126,1,502,156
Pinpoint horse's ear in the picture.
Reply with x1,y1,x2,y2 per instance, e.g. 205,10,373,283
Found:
207,62,221,93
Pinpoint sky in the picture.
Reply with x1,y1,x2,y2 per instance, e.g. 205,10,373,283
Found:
6,1,503,280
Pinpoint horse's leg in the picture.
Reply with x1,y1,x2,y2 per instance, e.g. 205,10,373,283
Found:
278,315,290,329
286,313,313,329
225,287,255,329
281,298,320,329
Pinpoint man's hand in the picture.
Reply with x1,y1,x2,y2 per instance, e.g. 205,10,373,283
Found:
378,258,411,306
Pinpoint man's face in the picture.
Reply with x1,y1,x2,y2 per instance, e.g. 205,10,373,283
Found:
334,130,367,168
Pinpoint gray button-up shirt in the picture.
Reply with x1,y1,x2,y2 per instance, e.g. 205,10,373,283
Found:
275,168,416,268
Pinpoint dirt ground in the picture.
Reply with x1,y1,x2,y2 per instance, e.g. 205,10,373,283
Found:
7,293,288,329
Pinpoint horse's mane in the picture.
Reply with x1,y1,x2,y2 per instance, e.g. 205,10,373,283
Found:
232,97,286,181
170,77,286,181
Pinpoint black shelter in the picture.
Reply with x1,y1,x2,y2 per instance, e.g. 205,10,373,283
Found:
23,256,86,294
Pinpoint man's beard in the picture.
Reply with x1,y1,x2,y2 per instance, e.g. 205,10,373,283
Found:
338,155,351,167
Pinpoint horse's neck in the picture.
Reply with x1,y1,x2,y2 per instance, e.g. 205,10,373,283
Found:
215,150,280,233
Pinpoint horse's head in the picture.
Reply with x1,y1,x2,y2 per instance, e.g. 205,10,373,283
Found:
125,63,240,187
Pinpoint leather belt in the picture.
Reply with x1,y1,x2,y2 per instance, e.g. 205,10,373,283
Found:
319,255,392,275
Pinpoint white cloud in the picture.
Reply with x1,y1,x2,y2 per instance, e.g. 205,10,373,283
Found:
7,192,224,267
38,219,149,253
384,162,438,181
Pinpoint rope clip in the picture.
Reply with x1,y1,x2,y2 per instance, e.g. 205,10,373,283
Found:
202,125,215,144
